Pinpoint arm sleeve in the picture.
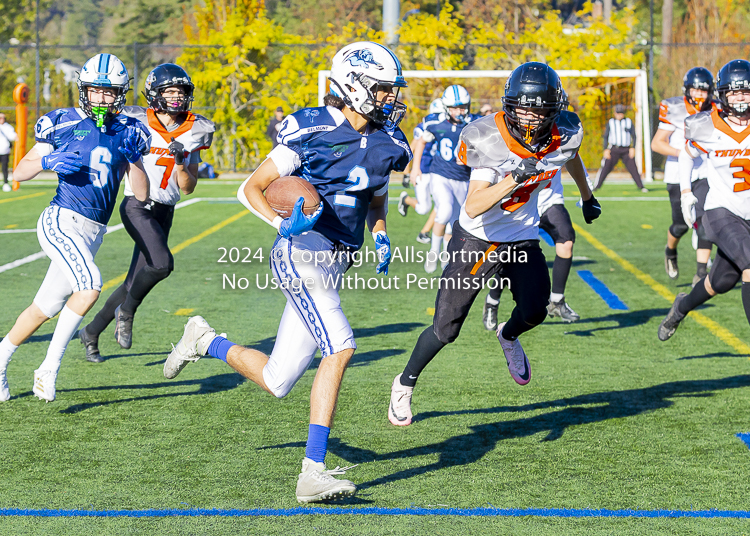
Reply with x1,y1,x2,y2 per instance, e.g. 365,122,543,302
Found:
470,167,498,184
33,142,53,157
237,170,282,230
678,146,698,192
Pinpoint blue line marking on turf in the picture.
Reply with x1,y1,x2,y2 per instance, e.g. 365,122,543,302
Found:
2,507,750,518
577,270,628,310
736,433,750,450
539,229,555,247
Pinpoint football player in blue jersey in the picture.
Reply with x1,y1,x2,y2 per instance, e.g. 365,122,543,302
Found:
0,53,150,403
163,41,411,503
398,98,443,244
409,85,477,273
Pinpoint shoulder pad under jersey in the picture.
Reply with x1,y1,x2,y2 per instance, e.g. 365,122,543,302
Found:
659,96,687,125
457,114,509,168
684,111,714,143
555,111,584,153
121,106,148,123
191,113,215,149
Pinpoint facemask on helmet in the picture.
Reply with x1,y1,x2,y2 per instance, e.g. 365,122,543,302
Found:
144,63,195,115
716,60,750,119
77,53,130,128
441,85,471,124
329,42,408,129
683,67,714,112
502,62,563,150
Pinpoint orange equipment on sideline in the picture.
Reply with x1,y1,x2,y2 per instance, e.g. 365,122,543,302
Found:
12,83,29,191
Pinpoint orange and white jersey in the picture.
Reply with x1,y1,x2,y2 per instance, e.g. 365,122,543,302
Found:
658,96,711,184
456,110,583,243
684,109,750,220
121,106,215,205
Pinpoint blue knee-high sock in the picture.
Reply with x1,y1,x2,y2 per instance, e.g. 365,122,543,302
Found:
207,336,234,363
305,424,330,464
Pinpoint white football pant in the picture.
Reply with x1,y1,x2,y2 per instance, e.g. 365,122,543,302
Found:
431,173,469,226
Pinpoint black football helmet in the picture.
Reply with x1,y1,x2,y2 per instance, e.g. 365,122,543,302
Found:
716,60,750,118
683,67,714,111
502,62,563,149
143,63,195,115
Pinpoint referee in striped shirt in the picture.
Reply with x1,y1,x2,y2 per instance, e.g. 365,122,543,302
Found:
594,104,647,191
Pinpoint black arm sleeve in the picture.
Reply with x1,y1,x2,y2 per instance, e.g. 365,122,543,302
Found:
627,119,637,148
603,121,611,150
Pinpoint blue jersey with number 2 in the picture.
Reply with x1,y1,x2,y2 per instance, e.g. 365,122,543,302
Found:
35,108,151,224
277,106,412,250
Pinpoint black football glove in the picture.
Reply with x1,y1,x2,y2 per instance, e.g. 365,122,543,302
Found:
582,195,602,224
169,137,186,165
511,157,540,184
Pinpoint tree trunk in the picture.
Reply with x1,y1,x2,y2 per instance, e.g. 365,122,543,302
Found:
662,0,673,61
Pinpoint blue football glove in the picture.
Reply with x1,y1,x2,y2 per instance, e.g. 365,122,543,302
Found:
582,195,602,224
278,197,322,238
41,151,83,175
373,231,391,275
119,126,147,164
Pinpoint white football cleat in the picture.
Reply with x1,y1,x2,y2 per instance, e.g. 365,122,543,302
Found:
2,183,11,193
388,373,414,426
0,360,10,402
33,369,57,402
424,252,438,274
296,458,357,503
164,316,219,379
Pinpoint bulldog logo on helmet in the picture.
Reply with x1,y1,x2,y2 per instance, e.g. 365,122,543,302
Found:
343,49,384,70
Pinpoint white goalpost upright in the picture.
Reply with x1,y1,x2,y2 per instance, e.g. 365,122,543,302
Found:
318,69,652,182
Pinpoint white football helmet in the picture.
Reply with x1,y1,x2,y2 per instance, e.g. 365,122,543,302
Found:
441,84,471,123
77,53,130,127
329,41,407,129
428,98,444,115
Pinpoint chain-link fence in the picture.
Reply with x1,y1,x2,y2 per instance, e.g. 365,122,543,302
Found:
1,42,749,174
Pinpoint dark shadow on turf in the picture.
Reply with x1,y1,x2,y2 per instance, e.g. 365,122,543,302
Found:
678,352,750,360
561,308,669,336
315,374,750,491
57,373,245,414
93,351,165,362
309,349,405,370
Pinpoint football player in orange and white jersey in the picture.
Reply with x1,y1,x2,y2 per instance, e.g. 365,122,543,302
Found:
79,63,214,362
652,67,715,284
659,60,750,341
388,63,601,426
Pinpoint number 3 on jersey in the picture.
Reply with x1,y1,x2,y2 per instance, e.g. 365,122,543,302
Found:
730,158,750,192
334,166,370,207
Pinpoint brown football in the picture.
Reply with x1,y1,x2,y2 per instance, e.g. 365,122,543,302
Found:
265,176,321,218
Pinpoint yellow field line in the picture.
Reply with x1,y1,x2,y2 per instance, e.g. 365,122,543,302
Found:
573,222,750,355
0,191,49,204
101,210,248,291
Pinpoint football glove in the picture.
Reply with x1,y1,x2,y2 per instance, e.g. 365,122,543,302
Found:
169,137,186,165
119,126,148,164
278,197,322,238
680,191,698,228
41,151,83,175
581,195,602,224
373,231,391,275
511,157,540,184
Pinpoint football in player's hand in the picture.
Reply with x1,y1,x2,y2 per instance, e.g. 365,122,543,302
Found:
265,176,321,218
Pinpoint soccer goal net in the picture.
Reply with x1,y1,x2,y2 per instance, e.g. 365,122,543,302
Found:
318,69,652,182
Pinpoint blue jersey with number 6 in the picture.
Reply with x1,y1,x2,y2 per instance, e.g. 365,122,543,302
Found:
424,116,478,182
34,108,151,224
277,106,411,250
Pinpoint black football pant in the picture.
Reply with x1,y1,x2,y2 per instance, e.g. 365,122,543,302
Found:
401,222,550,386
0,154,9,183
86,196,175,339
595,146,643,189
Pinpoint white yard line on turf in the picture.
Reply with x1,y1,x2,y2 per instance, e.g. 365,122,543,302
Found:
0,197,237,274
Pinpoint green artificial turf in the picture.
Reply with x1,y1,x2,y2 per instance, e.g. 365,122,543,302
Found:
1,180,749,534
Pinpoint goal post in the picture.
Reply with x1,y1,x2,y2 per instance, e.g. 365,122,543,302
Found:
318,69,652,182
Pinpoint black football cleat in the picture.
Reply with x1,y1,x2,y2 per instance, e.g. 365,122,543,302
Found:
114,305,134,349
658,293,688,341
79,325,103,363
